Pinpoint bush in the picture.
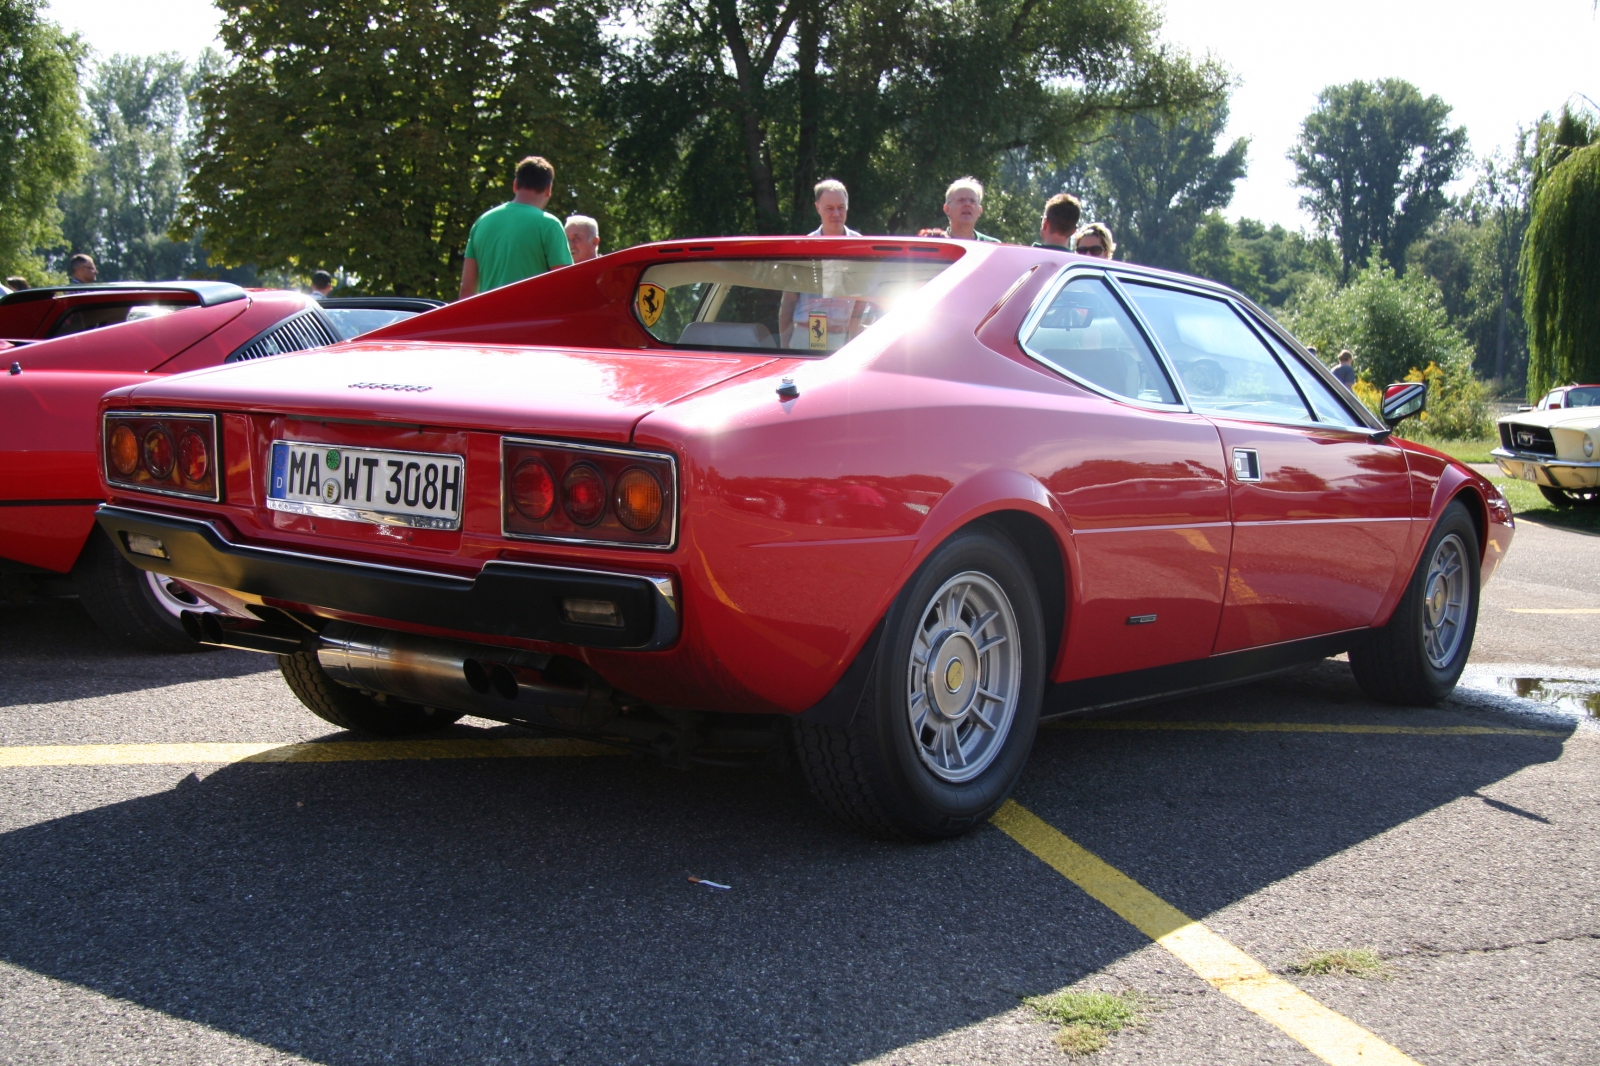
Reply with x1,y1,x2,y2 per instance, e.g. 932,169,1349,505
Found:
1281,260,1490,439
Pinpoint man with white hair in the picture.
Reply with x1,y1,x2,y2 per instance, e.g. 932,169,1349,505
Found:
808,179,861,237
941,177,998,242
565,215,600,264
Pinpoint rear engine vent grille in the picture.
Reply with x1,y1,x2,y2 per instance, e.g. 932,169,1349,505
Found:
226,310,339,363
1501,422,1556,457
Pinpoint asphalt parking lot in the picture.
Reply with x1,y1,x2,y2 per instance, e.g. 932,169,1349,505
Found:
1,517,1596,1065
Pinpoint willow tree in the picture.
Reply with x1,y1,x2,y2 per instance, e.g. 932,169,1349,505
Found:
1521,107,1600,399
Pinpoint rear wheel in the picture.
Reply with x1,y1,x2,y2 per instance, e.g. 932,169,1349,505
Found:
278,649,464,735
73,528,210,653
1349,501,1480,705
1537,484,1600,507
794,525,1046,839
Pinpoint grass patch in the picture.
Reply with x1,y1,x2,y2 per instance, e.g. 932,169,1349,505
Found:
1025,989,1146,1057
1492,477,1600,534
1291,948,1392,979
1404,435,1498,465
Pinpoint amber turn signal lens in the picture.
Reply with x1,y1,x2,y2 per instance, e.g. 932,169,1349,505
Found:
110,424,139,475
511,459,556,520
143,428,174,479
614,467,663,532
177,430,209,483
562,463,606,526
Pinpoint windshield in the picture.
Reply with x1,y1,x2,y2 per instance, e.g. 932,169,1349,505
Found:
322,307,422,341
635,257,953,352
1559,387,1600,408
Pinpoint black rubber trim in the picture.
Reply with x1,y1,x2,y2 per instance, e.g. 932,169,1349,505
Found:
94,505,679,651
796,618,885,727
1043,631,1359,718
0,498,101,507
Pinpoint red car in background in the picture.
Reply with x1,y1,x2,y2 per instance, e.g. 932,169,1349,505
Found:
90,239,1512,837
0,282,440,649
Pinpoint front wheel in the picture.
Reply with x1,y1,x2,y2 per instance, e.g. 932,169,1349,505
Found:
794,525,1046,839
1349,500,1480,705
1538,484,1600,507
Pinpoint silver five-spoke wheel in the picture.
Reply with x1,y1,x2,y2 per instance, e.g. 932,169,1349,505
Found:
1422,532,1467,669
906,571,1020,783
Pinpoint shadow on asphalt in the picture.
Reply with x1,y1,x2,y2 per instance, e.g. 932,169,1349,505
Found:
0,661,1574,1065
0,600,272,709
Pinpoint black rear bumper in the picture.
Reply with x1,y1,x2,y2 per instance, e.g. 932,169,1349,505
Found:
95,505,678,651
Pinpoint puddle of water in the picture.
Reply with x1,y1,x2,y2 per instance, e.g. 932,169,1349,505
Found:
1480,677,1600,718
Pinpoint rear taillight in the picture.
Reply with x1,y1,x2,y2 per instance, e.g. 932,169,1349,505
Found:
103,411,220,501
502,438,676,549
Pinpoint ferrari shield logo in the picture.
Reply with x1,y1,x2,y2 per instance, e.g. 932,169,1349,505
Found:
808,312,828,350
636,283,666,328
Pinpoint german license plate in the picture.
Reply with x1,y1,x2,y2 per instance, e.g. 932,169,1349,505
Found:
267,441,464,530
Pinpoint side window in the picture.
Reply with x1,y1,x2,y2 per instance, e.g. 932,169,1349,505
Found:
1022,276,1177,404
1260,328,1367,428
1122,283,1309,422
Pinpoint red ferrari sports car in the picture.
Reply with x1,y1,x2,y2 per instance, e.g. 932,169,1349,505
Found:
0,282,440,649
89,239,1513,837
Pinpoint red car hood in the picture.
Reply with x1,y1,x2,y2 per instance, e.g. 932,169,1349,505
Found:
112,341,779,442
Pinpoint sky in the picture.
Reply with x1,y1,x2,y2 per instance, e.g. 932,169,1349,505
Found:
43,0,1600,230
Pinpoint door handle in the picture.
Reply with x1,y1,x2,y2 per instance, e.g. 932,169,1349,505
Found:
1231,448,1261,482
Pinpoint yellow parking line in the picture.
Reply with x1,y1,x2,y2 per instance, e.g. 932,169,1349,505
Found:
1507,608,1600,614
992,800,1420,1066
0,737,624,767
1047,720,1565,737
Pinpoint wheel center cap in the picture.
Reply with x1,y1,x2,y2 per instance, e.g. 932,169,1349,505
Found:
1427,576,1447,621
925,630,979,722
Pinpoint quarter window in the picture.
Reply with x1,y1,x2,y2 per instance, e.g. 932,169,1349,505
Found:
1122,283,1309,422
1260,329,1367,428
1022,277,1177,404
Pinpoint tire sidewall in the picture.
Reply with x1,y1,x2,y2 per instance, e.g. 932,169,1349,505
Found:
862,526,1046,835
1405,503,1481,698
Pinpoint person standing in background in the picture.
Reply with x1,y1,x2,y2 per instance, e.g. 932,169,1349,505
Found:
458,156,572,300
1073,223,1115,259
809,179,861,237
564,216,601,264
942,178,998,242
1332,349,1357,387
66,255,97,284
1035,193,1080,251
310,270,333,300
4,276,28,290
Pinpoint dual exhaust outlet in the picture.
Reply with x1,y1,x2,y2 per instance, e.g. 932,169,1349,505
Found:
181,612,610,728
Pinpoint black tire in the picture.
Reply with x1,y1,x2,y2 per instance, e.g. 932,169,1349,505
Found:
794,525,1046,839
1349,500,1480,705
1538,484,1600,507
72,528,206,653
278,649,465,735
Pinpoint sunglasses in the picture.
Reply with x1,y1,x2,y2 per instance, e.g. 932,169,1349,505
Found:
1076,242,1107,256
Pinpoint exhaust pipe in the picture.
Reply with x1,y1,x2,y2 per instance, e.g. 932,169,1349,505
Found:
315,622,614,729
181,610,305,654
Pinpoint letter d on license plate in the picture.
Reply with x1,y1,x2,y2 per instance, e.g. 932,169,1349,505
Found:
267,441,464,530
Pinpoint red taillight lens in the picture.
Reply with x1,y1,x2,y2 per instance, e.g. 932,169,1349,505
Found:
177,430,209,483
110,425,139,475
501,439,676,548
142,428,174,479
563,463,607,526
511,459,556,520
104,412,219,500
614,467,663,532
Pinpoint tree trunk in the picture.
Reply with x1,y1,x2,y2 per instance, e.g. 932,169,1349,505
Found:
712,0,785,234
791,1,820,232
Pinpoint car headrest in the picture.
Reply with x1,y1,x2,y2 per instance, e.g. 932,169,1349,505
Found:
677,321,775,348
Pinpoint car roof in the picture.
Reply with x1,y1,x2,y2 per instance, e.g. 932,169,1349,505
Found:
0,280,248,307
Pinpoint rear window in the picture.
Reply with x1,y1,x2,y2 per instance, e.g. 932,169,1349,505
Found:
635,257,953,352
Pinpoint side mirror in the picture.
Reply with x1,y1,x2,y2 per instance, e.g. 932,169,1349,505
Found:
1381,382,1427,427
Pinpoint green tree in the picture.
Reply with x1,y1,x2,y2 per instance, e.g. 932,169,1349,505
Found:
1521,105,1600,399
605,0,1228,242
1185,215,1337,307
1282,259,1488,439
1083,99,1247,270
1291,79,1467,282
0,0,87,280
180,0,610,297
60,52,214,280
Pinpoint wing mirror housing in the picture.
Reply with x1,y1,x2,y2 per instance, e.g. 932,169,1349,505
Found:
1381,381,1427,428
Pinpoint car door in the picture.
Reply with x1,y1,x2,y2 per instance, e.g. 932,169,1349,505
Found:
1118,280,1414,653
1017,272,1234,679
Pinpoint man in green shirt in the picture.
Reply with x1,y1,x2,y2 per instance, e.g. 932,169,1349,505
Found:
942,177,1000,243
458,156,573,299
